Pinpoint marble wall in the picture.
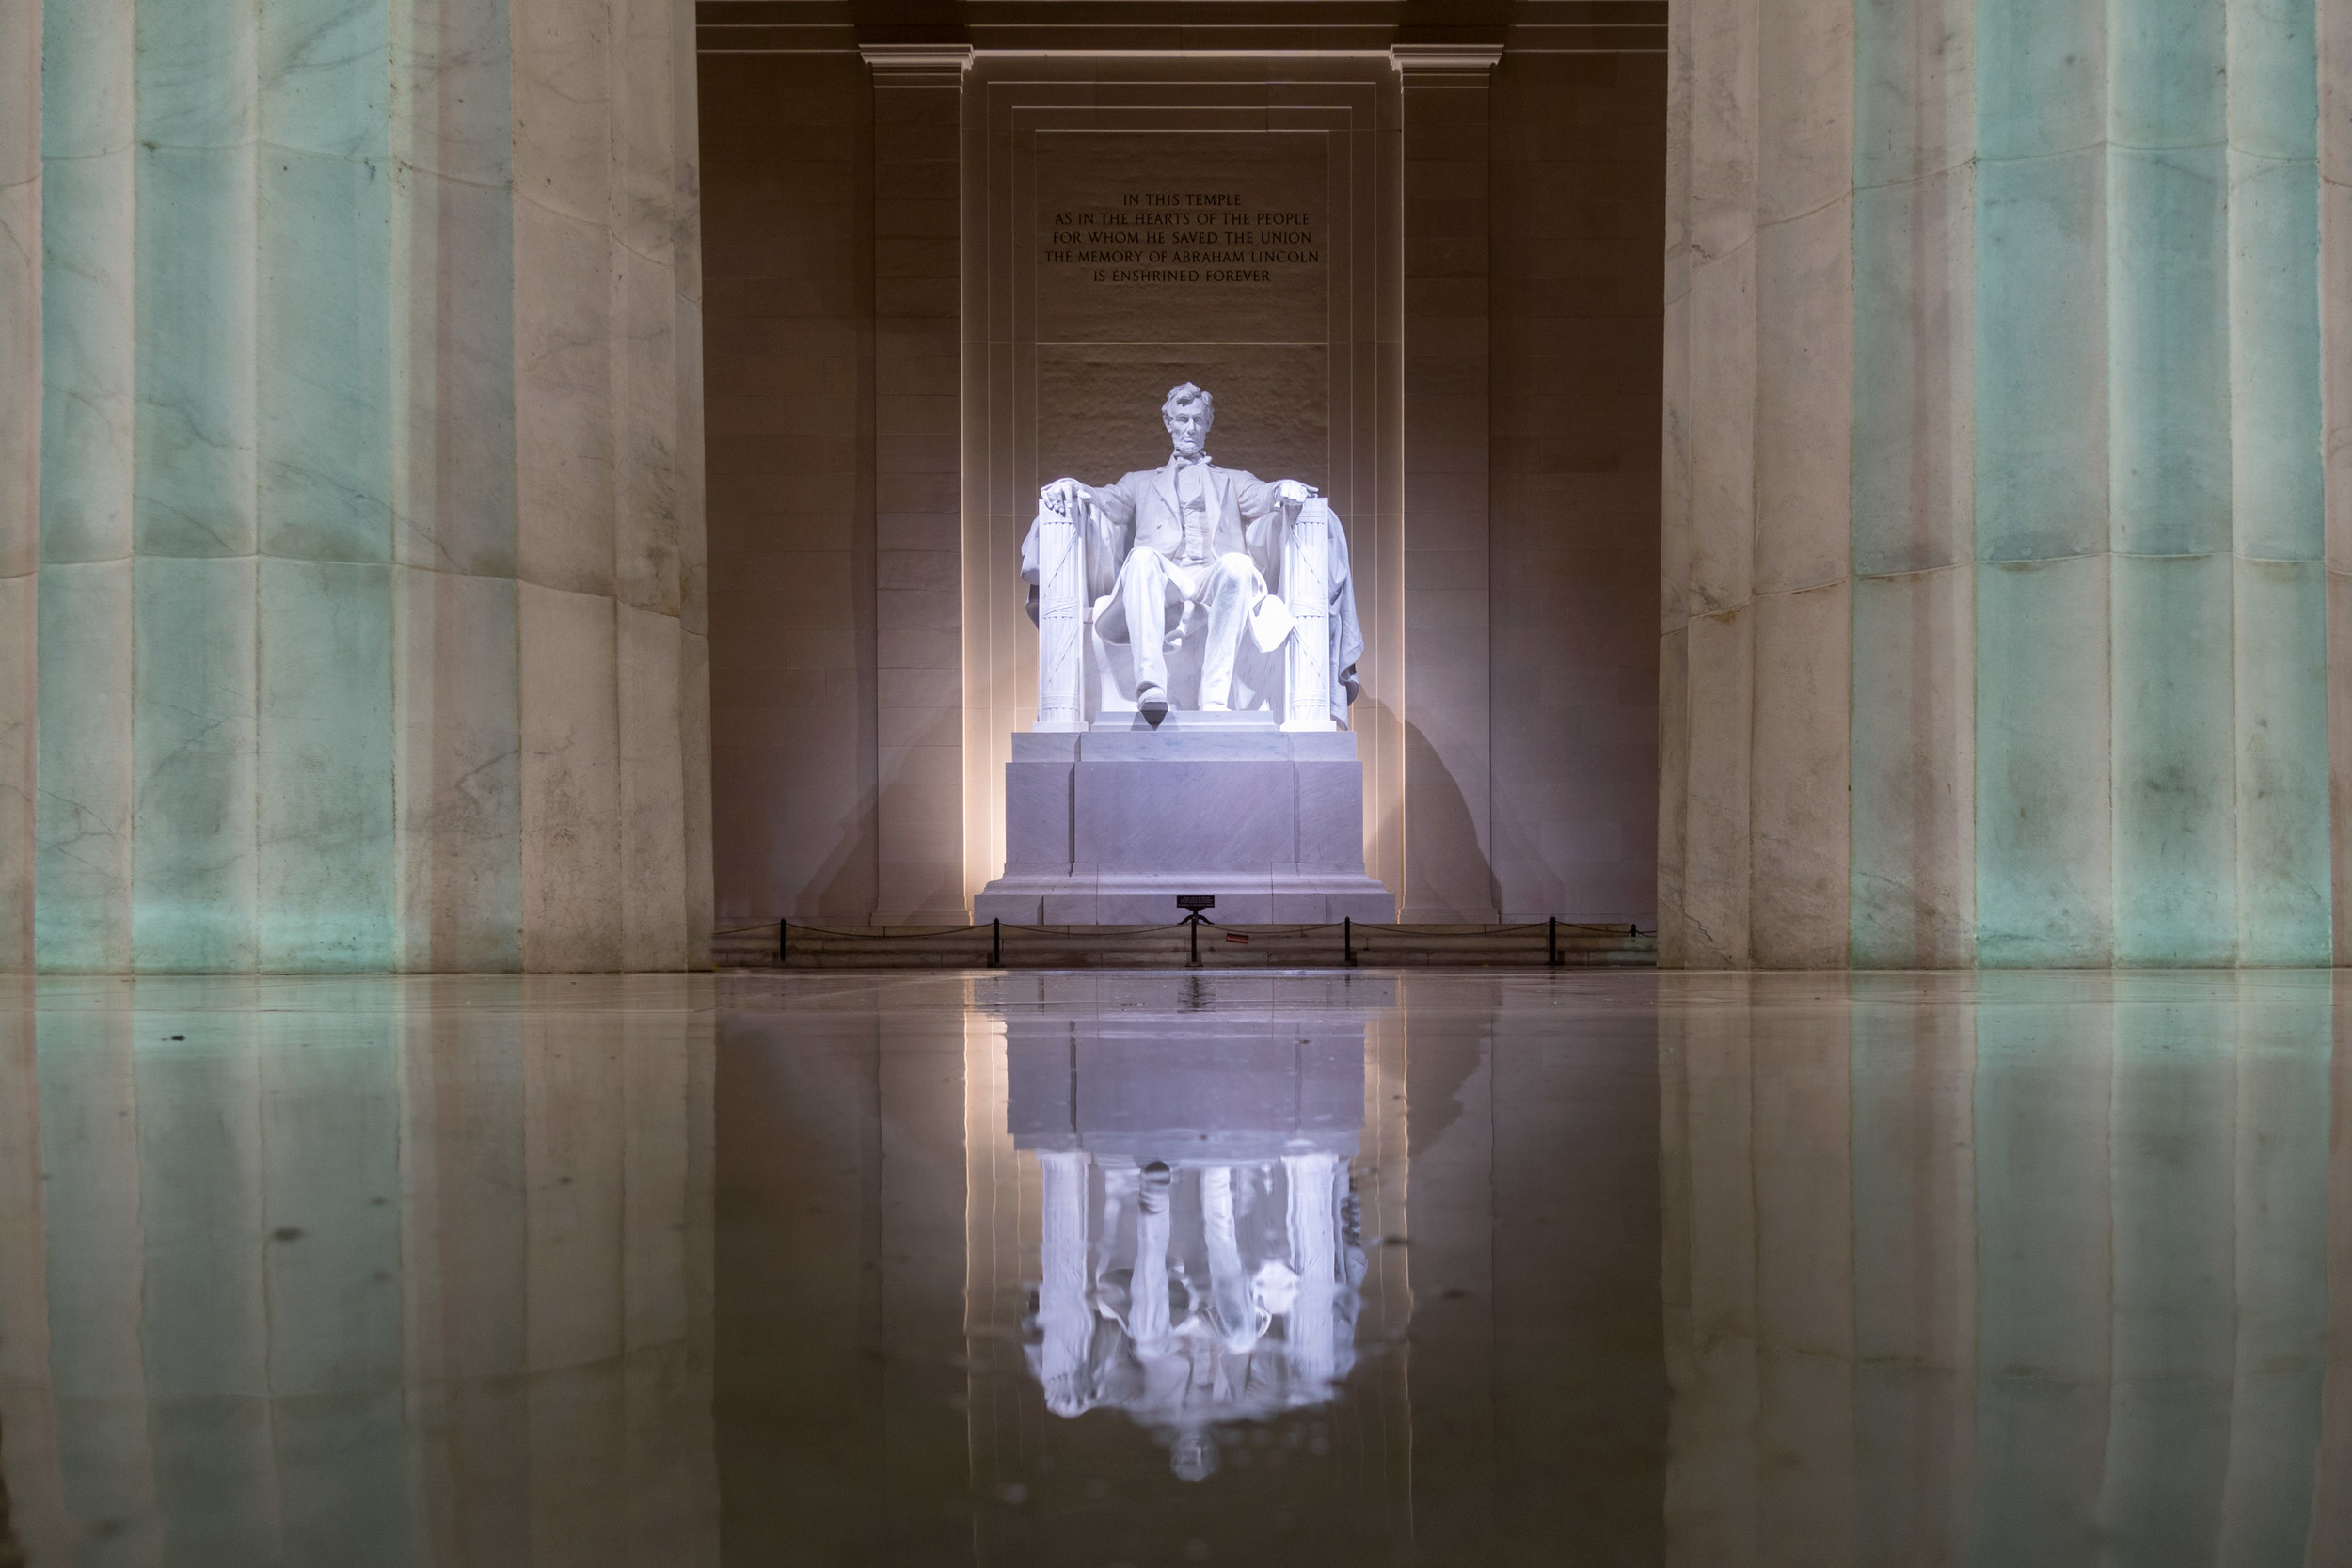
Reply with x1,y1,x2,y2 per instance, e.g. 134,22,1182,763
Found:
6,0,710,974
701,50,879,927
1490,48,1666,925
1661,0,2348,968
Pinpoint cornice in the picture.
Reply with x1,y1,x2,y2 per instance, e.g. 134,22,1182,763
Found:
860,40,976,81
1388,41,1505,79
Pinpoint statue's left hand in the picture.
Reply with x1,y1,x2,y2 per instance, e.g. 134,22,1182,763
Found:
1274,479,1314,507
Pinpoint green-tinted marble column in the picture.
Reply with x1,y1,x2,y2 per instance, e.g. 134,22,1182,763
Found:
2326,0,2352,958
0,0,36,973
20,0,708,974
1665,0,2338,968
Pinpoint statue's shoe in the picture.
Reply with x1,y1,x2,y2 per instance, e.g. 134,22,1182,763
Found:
1136,684,1169,725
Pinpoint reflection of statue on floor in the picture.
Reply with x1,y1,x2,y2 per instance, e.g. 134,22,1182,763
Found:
1023,382,1364,722
1025,1148,1367,1481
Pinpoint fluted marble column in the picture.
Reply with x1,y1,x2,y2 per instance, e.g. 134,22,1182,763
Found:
11,0,708,974
0,0,36,974
1663,0,2341,968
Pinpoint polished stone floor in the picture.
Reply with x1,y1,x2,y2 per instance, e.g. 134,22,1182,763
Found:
0,969,2346,1565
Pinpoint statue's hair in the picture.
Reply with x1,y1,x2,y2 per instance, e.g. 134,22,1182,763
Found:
1162,382,1214,421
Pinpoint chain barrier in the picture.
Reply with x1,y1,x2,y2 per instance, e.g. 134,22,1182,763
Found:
720,914,1647,970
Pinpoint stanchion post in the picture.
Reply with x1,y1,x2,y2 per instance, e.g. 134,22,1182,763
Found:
780,918,788,967
1343,916,1355,967
1548,915,1559,967
993,918,1002,968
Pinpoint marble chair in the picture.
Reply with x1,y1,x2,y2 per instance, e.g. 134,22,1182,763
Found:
1082,594,1288,722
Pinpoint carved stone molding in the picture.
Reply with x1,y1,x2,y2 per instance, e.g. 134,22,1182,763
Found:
859,42,975,85
1388,42,1504,84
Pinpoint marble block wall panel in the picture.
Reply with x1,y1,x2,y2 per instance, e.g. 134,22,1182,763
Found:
18,0,708,972
1397,49,1500,922
1001,737,1076,866
1661,0,2339,968
1490,50,1664,926
700,52,877,927
1073,761,1296,874
870,47,967,925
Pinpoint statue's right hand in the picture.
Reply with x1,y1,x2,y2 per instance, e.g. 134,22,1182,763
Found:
1040,478,1089,520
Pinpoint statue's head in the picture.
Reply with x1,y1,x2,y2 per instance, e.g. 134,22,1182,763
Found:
1162,382,1213,457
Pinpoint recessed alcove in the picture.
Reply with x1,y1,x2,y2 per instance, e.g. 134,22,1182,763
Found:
697,5,1666,930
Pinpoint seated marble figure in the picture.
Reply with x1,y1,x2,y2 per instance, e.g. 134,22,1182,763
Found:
1022,382,1363,724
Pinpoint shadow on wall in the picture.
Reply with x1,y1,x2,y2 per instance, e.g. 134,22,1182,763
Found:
805,788,882,925
1403,721,1497,920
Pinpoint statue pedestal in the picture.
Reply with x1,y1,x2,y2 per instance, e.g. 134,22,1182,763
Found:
974,712,1397,925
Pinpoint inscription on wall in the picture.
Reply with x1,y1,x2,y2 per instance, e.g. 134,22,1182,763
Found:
1027,130,1332,489
1041,191,1322,286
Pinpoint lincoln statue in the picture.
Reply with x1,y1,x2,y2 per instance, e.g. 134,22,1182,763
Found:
1022,382,1363,722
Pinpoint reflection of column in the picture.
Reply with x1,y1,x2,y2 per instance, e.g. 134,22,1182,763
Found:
262,996,412,1560
1406,992,1498,1543
2319,973,2352,1554
1752,990,1853,1552
1850,977,1975,1564
2216,977,2327,1558
400,994,532,1562
1035,1150,1090,1414
2095,990,2235,1558
1663,980,1758,1565
7,980,719,1557
1200,1165,1252,1354
878,1018,970,1557
1662,974,2345,1562
38,1007,162,1560
1130,1163,1174,1355
408,976,717,1564
522,1000,632,1560
1284,1153,1341,1386
1972,980,2114,1561
135,1024,280,1560
0,998,67,1558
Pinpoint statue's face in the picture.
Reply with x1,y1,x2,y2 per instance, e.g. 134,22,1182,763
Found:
1164,401,1211,457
